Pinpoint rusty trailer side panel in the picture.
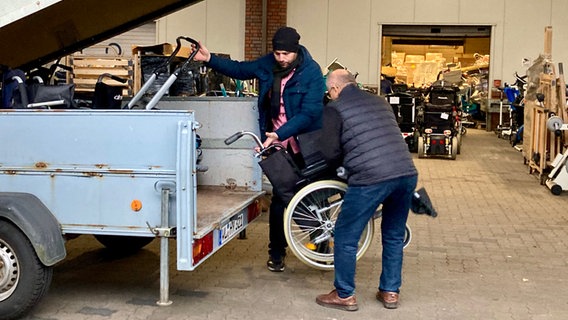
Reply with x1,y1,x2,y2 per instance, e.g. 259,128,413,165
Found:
0,107,264,270
0,110,193,234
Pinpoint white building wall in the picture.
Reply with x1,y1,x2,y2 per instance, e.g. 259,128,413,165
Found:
156,0,246,60
158,0,568,86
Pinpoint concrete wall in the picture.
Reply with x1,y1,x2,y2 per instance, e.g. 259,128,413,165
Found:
158,0,568,86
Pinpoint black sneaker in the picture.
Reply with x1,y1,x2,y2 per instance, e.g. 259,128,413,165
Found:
267,256,285,272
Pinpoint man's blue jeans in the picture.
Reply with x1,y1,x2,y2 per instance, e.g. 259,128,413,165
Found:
333,174,418,298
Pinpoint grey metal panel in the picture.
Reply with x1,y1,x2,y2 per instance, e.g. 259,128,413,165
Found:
0,173,170,235
157,97,263,192
0,110,196,234
0,110,191,172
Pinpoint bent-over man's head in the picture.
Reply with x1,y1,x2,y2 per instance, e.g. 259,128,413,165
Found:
326,69,357,100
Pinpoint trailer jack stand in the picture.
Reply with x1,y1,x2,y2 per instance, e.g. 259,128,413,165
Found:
158,188,173,306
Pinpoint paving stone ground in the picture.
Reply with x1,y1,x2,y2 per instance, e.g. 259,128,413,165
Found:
23,129,568,320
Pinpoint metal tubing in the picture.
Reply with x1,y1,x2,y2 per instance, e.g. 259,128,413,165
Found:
128,73,157,109
157,188,172,306
146,74,178,110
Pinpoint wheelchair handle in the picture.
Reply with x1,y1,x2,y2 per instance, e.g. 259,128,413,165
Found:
224,131,263,149
177,37,201,74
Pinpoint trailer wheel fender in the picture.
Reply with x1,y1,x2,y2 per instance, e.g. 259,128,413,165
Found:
0,193,66,266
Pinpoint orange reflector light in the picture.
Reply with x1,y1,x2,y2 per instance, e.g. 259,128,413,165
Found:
425,128,433,134
443,130,451,136
193,232,214,265
131,200,142,211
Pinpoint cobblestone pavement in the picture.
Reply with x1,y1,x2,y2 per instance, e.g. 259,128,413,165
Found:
23,129,568,320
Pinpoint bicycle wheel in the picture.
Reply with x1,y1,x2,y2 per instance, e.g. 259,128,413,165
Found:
283,180,374,270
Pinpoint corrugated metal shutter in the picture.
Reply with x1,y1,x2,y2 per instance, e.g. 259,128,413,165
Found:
81,22,157,57
67,22,156,98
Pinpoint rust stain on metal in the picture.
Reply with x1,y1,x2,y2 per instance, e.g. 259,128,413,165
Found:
83,172,103,177
108,169,134,174
35,162,48,169
63,224,143,229
3,170,17,175
95,164,107,169
64,224,107,228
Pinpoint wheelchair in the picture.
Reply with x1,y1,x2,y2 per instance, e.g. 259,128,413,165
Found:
386,91,420,152
416,81,462,160
224,131,413,271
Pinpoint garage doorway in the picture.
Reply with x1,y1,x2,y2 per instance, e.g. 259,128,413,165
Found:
379,24,491,88
378,24,494,129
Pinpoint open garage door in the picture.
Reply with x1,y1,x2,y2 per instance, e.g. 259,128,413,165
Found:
379,24,494,130
380,24,491,88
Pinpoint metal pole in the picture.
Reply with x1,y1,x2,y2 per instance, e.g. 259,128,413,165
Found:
262,0,267,54
157,188,173,306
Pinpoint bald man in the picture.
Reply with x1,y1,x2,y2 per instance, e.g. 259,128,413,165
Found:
315,69,418,311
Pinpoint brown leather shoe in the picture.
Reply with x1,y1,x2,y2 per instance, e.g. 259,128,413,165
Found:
376,290,399,309
316,289,358,311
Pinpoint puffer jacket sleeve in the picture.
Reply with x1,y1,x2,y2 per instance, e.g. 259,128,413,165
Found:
207,53,273,81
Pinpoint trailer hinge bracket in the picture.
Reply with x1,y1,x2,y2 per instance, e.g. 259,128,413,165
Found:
146,222,176,237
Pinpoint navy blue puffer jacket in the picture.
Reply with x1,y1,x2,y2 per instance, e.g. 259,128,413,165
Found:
207,46,325,141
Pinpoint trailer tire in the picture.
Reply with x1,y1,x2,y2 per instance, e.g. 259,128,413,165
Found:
94,235,154,254
0,221,53,320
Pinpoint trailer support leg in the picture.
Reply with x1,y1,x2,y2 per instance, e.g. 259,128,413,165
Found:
157,188,173,306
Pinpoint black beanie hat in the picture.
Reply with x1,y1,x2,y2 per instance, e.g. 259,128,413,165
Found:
272,26,300,52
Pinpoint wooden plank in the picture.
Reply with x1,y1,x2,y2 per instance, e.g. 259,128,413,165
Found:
71,69,132,77
557,62,567,153
72,79,131,86
195,186,264,238
71,58,132,67
544,26,553,57
558,63,567,121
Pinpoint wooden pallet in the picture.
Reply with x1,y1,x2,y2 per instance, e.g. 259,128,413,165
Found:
68,54,133,97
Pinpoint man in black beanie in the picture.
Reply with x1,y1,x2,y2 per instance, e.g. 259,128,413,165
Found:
192,27,325,272
272,26,300,52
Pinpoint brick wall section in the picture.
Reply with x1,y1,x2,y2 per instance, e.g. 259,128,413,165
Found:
245,0,287,61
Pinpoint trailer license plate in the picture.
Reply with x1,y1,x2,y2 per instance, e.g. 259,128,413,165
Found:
219,212,244,245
